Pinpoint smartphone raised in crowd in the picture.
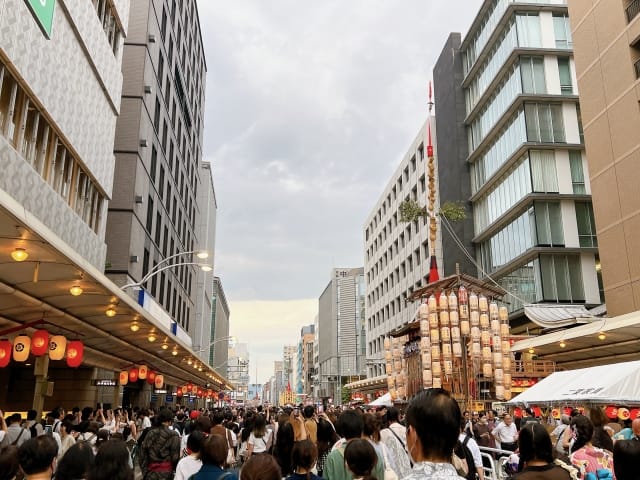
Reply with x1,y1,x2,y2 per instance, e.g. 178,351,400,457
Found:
293,408,299,417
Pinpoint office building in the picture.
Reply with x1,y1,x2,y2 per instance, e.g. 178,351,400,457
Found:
297,324,315,396
105,0,210,344
210,277,230,373
442,0,602,332
567,0,640,316
318,268,366,403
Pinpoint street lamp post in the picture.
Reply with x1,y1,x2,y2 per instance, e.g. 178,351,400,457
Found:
120,250,211,291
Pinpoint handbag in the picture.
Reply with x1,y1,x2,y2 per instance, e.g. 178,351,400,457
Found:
225,430,236,466
381,444,399,480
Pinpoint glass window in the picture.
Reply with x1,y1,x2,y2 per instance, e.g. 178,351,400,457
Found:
558,58,572,94
524,103,565,143
576,202,598,247
553,14,573,49
516,13,542,47
534,201,564,246
569,150,586,194
530,150,558,192
539,254,584,302
521,56,546,94
497,259,540,313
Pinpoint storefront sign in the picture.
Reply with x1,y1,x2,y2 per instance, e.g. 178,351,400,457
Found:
24,0,56,38
92,379,117,387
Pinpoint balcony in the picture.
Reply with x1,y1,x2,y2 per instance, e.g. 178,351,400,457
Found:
513,360,559,377
635,58,640,78
626,0,640,22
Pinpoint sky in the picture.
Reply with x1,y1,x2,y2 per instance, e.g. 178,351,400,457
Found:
196,1,481,385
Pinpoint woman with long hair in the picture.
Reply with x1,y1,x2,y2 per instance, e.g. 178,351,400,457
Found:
316,416,338,478
569,416,614,479
87,440,134,480
246,414,272,459
55,441,95,480
344,439,378,480
191,434,235,480
286,440,321,480
512,422,578,479
273,417,295,476
240,454,282,480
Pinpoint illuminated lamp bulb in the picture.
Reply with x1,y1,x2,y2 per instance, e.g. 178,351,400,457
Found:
559,340,566,348
171,347,178,356
598,332,606,341
196,251,209,259
11,248,29,262
528,348,535,354
69,285,83,296
187,358,193,365
200,265,213,272
147,332,157,342
105,306,117,317
161,342,169,350
130,321,140,332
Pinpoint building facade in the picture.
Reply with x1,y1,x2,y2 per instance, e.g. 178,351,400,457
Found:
297,324,315,396
567,0,640,316
211,276,230,374
449,0,601,330
364,125,447,378
318,268,366,403
105,0,209,342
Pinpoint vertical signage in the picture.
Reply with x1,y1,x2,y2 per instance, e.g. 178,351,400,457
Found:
24,0,56,39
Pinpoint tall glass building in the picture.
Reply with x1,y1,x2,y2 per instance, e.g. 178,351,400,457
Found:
437,0,602,332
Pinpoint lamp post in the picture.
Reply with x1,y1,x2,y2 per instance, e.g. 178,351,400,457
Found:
121,261,212,291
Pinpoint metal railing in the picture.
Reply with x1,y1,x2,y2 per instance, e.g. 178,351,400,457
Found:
627,0,640,23
512,360,559,377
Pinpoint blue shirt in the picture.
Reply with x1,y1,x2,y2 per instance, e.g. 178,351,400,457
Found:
192,464,238,480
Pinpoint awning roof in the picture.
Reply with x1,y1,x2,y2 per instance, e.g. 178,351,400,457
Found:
512,309,640,369
507,360,640,406
0,190,232,390
406,273,507,303
523,304,598,328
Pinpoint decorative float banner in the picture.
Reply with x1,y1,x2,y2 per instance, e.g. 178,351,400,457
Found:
0,332,83,368
384,285,511,402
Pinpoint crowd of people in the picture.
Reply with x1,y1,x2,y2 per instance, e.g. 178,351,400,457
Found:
1,394,640,480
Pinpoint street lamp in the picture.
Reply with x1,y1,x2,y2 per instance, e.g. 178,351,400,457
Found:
121,261,213,290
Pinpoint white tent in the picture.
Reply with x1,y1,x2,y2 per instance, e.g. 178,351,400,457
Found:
507,360,640,406
368,392,393,407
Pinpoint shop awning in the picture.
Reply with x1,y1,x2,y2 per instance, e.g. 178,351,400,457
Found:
524,304,598,328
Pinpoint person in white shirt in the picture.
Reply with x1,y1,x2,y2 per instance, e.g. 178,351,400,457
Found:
492,414,518,452
175,430,204,480
459,430,483,480
247,414,273,458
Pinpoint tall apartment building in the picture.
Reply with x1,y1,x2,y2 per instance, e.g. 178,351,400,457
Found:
211,276,230,373
297,324,315,396
567,0,640,316
106,0,210,342
318,268,366,403
438,0,602,331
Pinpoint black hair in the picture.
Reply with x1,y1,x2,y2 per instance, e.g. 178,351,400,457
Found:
26,410,37,421
82,406,94,421
363,413,381,442
54,441,95,480
405,388,461,461
187,430,205,454
18,436,58,475
155,407,174,425
0,445,20,480
571,415,594,453
344,438,378,480
386,407,400,423
517,422,554,464
303,405,315,419
614,439,640,480
61,419,75,434
273,420,295,476
212,411,225,426
336,410,364,441
87,439,133,480
291,439,318,479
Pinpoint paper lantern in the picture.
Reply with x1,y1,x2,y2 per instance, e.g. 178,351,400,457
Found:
13,335,31,362
431,345,440,360
207,389,213,398
482,346,492,361
429,312,439,328
503,373,512,386
430,329,440,343
630,408,640,419
421,352,431,366
138,365,148,380
499,306,509,321
451,327,461,342
471,342,481,357
470,311,480,326
129,367,139,382
493,353,503,367
49,335,67,360
66,341,83,367
420,337,430,350
422,369,432,386
428,295,437,311
490,320,500,335
384,350,392,361
432,361,442,376
385,363,392,374
471,327,481,341
460,320,470,336
449,310,459,326
176,387,183,397
480,313,490,328
154,374,164,389
479,295,488,312
197,388,203,398
432,376,442,388
495,384,505,400
500,323,510,337
186,382,193,392
552,408,561,419
147,370,156,385
419,301,429,319
481,330,491,345
420,320,429,334
387,377,394,389
31,330,49,356
495,368,504,382
503,355,512,370
504,389,512,400
397,386,405,398
0,340,11,367
439,292,448,310
469,292,478,310
448,291,458,310
482,362,493,377
119,370,129,385
452,342,462,357
444,360,453,375
441,327,450,342
493,336,502,351
618,408,630,420
439,310,450,326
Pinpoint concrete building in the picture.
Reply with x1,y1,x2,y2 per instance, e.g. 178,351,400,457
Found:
567,0,640,316
210,277,230,374
318,268,366,403
297,324,315,396
105,0,210,345
364,124,454,378
440,0,602,332
228,342,249,404
0,1,230,411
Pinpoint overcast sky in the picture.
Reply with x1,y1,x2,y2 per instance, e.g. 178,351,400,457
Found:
196,1,481,385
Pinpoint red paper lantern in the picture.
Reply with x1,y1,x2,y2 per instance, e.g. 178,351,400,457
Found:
513,407,523,418
176,387,183,397
31,330,49,356
147,370,156,385
563,407,573,416
197,388,203,398
605,406,618,419
154,374,164,389
186,383,193,392
138,365,148,380
0,340,11,367
533,407,542,418
119,371,129,385
129,367,139,383
66,341,83,367
207,389,213,398
630,408,640,419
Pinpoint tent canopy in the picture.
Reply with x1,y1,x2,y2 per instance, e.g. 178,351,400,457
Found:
507,360,640,406
368,392,392,407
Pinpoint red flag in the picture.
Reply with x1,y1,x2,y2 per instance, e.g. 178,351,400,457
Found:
429,255,439,283
286,382,291,392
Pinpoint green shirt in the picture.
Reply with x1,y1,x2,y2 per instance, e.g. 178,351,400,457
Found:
324,440,385,480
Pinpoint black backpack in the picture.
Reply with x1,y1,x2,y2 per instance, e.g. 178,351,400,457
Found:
453,433,477,480
29,424,38,438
